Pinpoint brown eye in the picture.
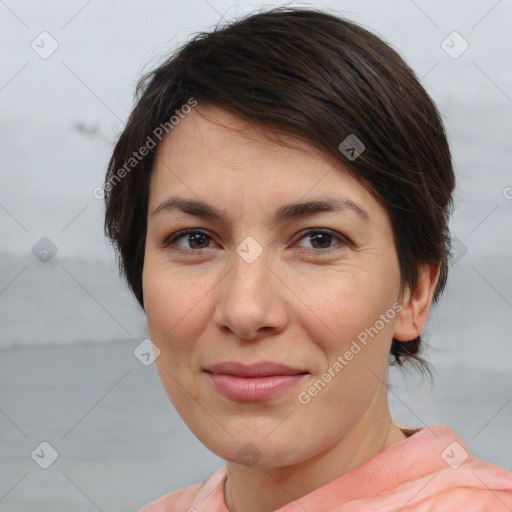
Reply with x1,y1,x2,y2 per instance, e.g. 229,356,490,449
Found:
295,229,348,251
163,229,213,250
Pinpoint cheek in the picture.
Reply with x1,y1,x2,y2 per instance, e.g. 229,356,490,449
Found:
289,263,400,384
292,271,397,420
142,262,214,407
292,267,389,341
142,262,205,350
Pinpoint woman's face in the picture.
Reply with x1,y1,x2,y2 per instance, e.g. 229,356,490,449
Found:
143,102,405,468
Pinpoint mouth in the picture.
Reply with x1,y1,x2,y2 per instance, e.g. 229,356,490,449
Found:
203,360,309,378
203,361,310,401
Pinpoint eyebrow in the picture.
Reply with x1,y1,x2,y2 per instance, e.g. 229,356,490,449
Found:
150,196,370,224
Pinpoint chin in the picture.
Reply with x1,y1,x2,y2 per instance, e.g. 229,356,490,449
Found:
198,428,312,469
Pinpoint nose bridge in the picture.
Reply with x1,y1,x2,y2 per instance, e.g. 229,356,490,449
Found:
229,237,272,304
214,237,286,339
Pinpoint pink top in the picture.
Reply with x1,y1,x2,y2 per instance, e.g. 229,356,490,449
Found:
139,425,512,511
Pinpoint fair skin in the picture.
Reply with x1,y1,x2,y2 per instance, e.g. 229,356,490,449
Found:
142,102,440,512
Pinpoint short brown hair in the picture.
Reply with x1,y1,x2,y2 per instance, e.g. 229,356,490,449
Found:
103,6,455,373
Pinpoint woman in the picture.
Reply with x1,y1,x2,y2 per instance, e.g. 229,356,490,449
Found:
103,7,512,511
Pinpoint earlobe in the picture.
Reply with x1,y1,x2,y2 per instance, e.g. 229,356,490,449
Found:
393,263,441,342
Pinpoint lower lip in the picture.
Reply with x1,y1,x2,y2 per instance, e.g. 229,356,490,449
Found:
206,373,309,401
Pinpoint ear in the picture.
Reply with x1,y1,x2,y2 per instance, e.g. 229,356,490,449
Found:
393,263,441,341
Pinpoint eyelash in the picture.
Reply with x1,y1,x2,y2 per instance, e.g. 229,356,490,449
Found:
161,228,349,255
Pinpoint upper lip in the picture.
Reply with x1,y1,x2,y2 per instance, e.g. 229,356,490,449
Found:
204,361,309,377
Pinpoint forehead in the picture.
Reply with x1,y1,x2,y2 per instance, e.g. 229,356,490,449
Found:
148,102,386,224
155,102,323,172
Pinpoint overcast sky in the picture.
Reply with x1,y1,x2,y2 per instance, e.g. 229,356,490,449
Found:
1,0,511,263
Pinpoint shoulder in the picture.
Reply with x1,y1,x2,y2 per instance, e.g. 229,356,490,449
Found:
381,425,512,511
403,462,512,511
137,467,227,512
451,457,512,509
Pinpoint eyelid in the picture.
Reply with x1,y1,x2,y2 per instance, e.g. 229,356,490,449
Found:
159,228,212,249
294,228,350,250
160,227,350,253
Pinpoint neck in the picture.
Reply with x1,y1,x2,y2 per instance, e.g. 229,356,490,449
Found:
224,394,406,512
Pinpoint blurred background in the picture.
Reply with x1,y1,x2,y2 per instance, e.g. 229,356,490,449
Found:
1,0,511,510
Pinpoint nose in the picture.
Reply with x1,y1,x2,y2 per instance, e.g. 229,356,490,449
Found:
213,247,289,341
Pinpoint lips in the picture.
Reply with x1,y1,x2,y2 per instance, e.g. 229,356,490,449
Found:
203,361,310,401
203,361,308,378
